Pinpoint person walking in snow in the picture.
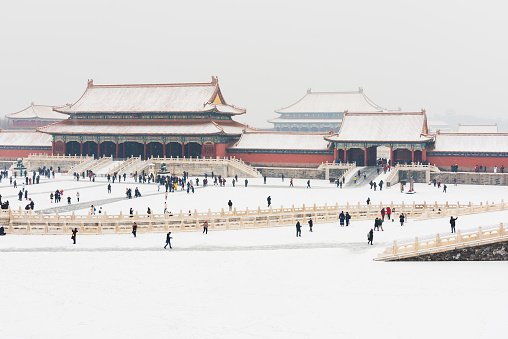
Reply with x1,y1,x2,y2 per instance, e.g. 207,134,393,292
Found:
308,218,313,232
379,180,384,191
244,179,248,187
367,229,374,245
345,212,351,226
307,180,311,188
267,196,271,207
399,213,405,226
76,191,80,202
71,228,78,244
296,221,302,237
339,211,345,227
381,208,385,221
107,183,111,193
203,221,209,234
386,207,391,221
366,197,371,205
450,216,458,233
132,222,137,237
164,232,172,249
290,178,294,187
443,184,447,193
228,199,233,211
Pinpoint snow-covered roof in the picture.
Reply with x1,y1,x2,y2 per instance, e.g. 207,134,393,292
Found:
276,89,398,114
6,103,69,120
326,112,433,143
457,124,498,133
38,119,252,136
55,77,245,115
0,130,52,147
432,133,508,152
268,118,341,124
229,132,332,150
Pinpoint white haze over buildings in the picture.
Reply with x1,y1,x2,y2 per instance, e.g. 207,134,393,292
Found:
1,0,507,130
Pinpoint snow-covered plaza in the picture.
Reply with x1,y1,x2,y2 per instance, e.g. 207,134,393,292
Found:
1,172,508,338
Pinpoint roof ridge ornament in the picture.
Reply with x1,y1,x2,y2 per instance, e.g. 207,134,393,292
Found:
358,87,363,93
307,88,312,94
211,76,218,84
87,79,94,88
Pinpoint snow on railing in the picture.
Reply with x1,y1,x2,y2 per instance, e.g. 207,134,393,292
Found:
375,223,508,261
4,199,506,235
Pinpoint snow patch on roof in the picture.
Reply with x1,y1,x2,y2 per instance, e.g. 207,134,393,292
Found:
56,79,245,115
327,112,433,143
432,133,508,152
457,124,498,133
276,89,397,114
0,130,52,147
229,132,332,151
6,104,69,120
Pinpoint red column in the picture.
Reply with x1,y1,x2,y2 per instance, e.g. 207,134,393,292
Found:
344,149,348,163
143,142,147,160
62,142,66,156
163,143,166,158
333,148,338,163
150,143,153,158
115,142,119,158
181,142,185,158
422,149,427,162
52,141,55,155
390,147,395,166
97,142,100,159
201,143,205,159
364,147,368,166
80,142,83,155
411,149,415,163
169,143,172,157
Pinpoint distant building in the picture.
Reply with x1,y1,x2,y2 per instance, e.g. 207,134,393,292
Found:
269,88,398,133
6,103,68,130
427,120,453,134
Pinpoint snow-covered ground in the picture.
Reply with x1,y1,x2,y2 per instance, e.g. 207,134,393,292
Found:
1,173,508,338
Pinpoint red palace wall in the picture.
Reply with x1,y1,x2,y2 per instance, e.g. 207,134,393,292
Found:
228,152,334,167
215,144,228,158
427,154,507,171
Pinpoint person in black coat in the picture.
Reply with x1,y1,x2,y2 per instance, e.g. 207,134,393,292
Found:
308,218,313,232
71,228,78,244
132,222,137,237
228,199,233,211
450,216,458,233
267,196,271,207
296,221,301,237
0,226,6,236
345,212,351,226
368,229,374,245
164,232,172,249
399,213,405,226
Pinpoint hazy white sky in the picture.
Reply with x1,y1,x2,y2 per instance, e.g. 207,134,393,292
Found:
1,0,507,128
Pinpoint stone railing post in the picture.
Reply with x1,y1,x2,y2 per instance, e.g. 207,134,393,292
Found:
456,230,461,243
500,223,505,237
435,233,441,247
478,227,482,240
393,240,398,254
414,237,419,252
